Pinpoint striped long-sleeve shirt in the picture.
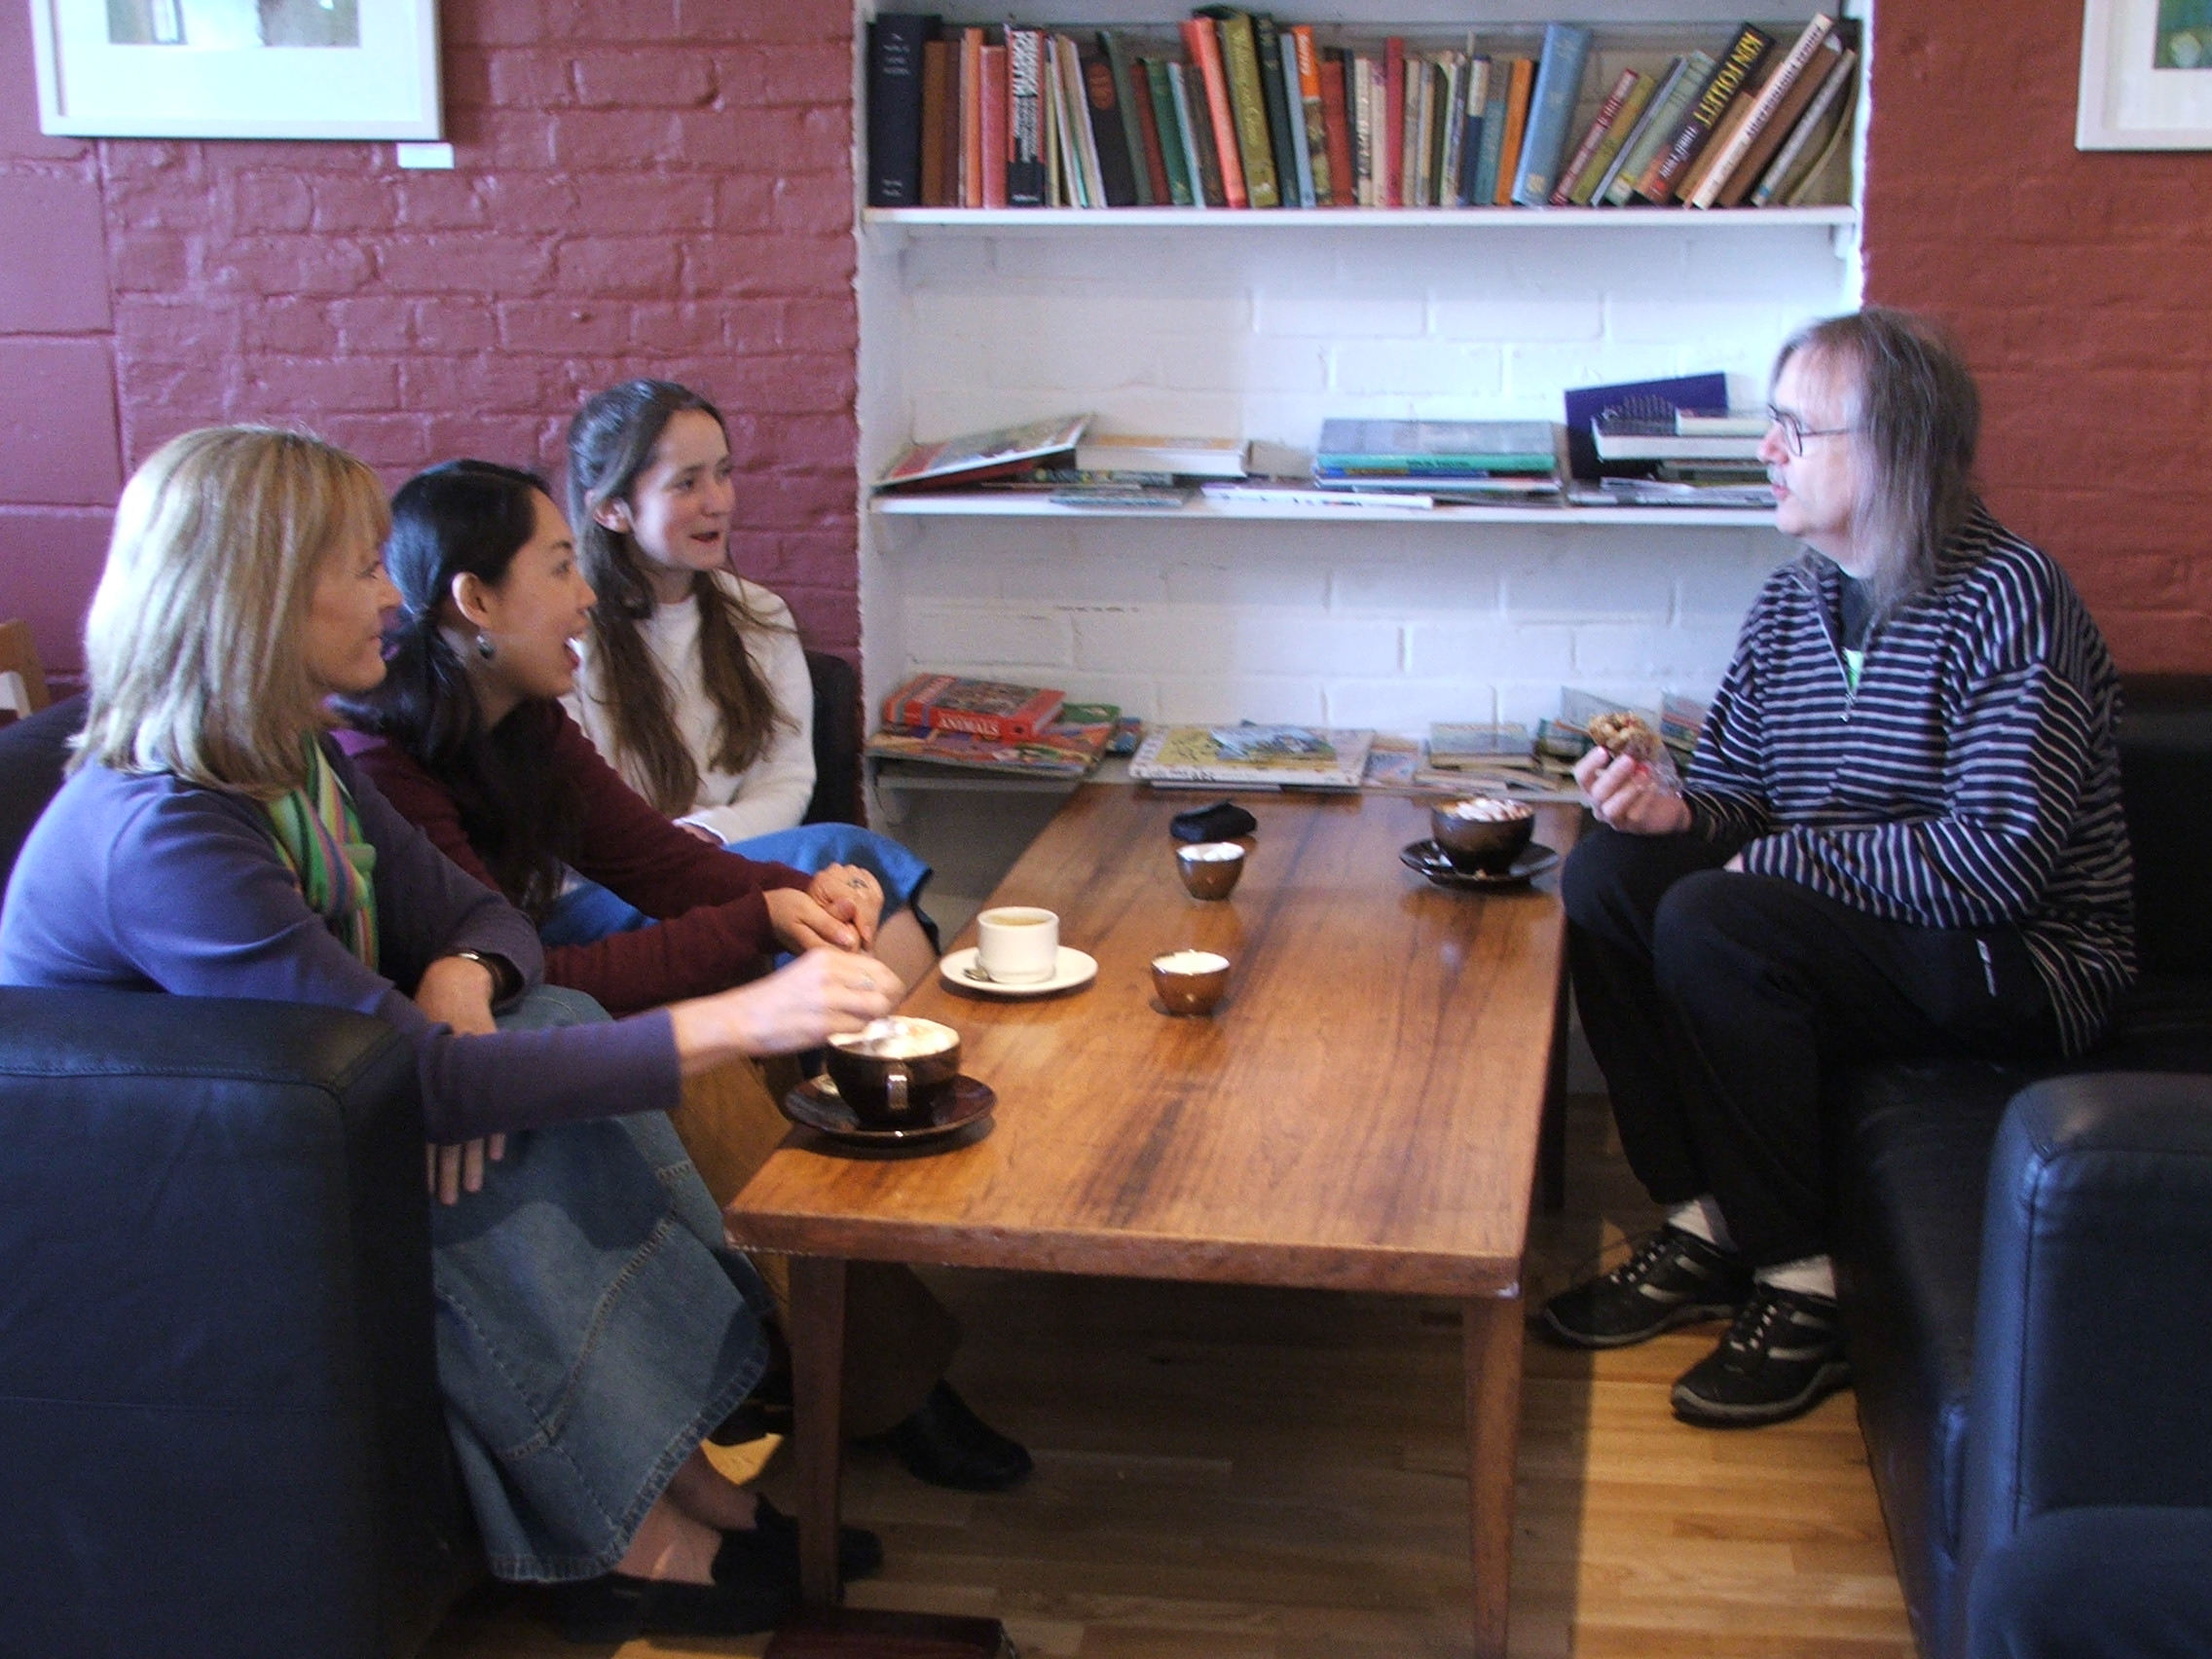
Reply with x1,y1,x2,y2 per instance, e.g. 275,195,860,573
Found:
1682,506,2135,1055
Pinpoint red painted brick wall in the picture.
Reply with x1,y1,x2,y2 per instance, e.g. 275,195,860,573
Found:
1864,0,2212,671
0,0,859,686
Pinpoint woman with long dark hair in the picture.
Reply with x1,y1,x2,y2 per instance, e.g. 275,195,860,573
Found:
0,427,903,1641
338,458,1034,1494
560,379,938,989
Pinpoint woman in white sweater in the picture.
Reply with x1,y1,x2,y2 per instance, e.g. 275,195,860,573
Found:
559,380,936,988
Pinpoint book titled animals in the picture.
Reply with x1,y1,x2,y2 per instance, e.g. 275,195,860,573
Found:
867,12,1858,213
880,675,1066,742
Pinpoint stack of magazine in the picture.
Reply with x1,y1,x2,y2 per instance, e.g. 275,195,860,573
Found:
1130,723,1375,789
1311,419,1562,502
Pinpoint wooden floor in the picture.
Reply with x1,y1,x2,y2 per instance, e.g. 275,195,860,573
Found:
422,1093,1912,1659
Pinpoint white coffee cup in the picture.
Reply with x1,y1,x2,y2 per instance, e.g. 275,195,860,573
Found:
975,905,1059,983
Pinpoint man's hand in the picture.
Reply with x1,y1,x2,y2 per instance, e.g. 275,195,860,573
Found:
805,863,884,949
415,954,504,1203
1575,746,1693,836
765,886,862,953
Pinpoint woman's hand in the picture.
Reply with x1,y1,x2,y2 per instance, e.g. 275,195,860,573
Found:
765,886,863,953
805,863,884,948
415,953,506,1203
1575,746,1694,837
676,820,721,845
670,946,902,1065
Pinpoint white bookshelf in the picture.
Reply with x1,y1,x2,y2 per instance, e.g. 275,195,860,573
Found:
873,492,1783,527
852,2,1872,823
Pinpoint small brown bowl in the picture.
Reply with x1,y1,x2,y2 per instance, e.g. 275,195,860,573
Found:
1429,798,1536,873
1152,950,1231,1015
1176,840,1247,901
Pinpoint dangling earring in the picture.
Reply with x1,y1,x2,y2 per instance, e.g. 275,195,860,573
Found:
474,631,496,661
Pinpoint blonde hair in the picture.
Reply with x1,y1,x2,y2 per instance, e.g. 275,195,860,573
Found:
76,425,390,797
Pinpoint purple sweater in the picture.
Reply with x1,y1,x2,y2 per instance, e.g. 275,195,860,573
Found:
0,742,680,1142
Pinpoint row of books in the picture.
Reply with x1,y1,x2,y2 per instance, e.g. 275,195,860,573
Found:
866,10,1858,213
868,673,1140,777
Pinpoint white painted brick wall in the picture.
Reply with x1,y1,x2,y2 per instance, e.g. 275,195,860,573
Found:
861,214,1854,735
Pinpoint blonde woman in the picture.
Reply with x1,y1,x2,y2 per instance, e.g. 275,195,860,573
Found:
0,427,896,1641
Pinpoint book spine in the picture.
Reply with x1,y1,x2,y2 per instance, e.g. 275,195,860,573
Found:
1006,28,1047,206
1511,21,1593,206
1604,52,1706,204
1166,60,1219,207
866,15,933,208
979,45,1009,209
1319,48,1353,207
1131,56,1178,204
1551,65,1638,206
1351,55,1376,204
1382,37,1405,207
1715,40,1833,206
1638,24,1774,203
1566,70,1653,203
1492,55,1534,205
1279,26,1316,206
885,674,952,729
958,27,983,207
1057,36,1106,206
1292,27,1333,205
1141,57,1194,205
1675,80,1760,207
1777,68,1856,204
1044,35,1071,203
1253,15,1301,208
1696,16,1835,208
1182,18,1248,208
1472,55,1511,204
919,37,953,206
1439,54,1469,206
1082,39,1139,206
1099,31,1155,206
1214,13,1281,208
1456,56,1490,205
1404,54,1429,207
1751,46,1856,206
926,707,1046,742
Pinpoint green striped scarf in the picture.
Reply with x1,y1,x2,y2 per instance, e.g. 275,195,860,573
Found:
263,740,380,970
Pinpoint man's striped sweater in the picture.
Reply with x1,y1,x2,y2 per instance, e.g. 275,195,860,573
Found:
1682,506,2134,1056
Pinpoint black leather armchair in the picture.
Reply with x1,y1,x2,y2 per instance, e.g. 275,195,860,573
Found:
1831,679,2212,1658
0,697,476,1659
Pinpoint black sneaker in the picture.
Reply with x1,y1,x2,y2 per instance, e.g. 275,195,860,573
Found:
1670,1283,1850,1427
1538,1226,1752,1349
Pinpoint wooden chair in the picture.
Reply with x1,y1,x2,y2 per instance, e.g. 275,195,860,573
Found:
0,621,48,721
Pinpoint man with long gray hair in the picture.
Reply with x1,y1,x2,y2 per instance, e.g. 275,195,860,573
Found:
1538,308,2134,1426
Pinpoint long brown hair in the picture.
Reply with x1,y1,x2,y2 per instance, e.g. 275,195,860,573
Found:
1773,307,1981,619
567,379,793,815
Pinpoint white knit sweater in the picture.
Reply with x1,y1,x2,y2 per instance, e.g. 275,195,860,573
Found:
566,572,815,844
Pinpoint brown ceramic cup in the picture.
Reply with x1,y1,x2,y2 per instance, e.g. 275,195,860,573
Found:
1429,797,1535,873
1176,840,1247,901
824,1015,962,1129
1152,949,1232,1015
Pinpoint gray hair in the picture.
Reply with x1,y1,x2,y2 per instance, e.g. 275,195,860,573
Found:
76,425,390,797
1773,307,1980,616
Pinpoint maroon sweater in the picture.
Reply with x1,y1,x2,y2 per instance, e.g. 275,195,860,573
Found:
336,706,810,1016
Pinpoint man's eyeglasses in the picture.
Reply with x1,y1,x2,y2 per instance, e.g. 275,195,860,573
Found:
1764,405,1854,459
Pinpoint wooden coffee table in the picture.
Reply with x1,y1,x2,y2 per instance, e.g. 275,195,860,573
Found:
725,785,1578,1657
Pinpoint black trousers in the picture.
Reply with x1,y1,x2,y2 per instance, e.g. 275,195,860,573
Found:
1562,826,2059,1269
1970,1507,2212,1659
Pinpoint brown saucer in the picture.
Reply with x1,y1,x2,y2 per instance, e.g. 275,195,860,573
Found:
1400,838,1560,890
780,1074,997,1149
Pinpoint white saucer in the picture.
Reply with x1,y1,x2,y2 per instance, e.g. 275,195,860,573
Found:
940,945,1098,997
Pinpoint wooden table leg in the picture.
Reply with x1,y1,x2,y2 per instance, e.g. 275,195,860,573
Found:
1540,957,1570,1213
788,1254,849,1607
1465,1290,1525,1659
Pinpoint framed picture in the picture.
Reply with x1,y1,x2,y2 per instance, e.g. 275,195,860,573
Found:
2079,0,2212,148
29,0,441,140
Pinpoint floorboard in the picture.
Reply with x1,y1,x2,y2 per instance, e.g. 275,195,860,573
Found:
420,1093,1912,1659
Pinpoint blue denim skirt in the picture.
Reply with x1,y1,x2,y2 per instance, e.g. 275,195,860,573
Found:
429,985,770,1582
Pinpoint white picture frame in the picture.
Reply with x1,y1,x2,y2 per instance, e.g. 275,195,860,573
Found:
29,0,442,140
2079,0,2212,149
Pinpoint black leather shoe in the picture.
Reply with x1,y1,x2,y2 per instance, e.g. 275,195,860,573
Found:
864,1381,1034,1492
550,1565,795,1643
734,1495,885,1580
